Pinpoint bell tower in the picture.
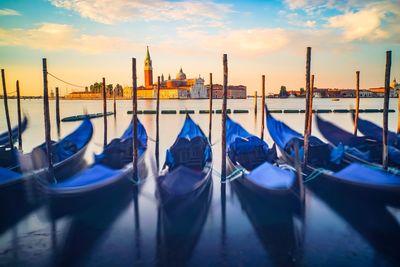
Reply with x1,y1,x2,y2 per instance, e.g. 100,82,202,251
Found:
144,46,153,88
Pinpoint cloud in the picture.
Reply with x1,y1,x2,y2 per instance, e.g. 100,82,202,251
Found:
328,2,400,41
283,0,400,43
0,23,139,53
0,8,21,16
49,0,232,26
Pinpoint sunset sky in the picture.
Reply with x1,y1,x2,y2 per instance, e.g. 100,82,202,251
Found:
0,0,399,96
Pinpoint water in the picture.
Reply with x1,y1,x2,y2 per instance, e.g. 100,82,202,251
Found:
0,98,400,266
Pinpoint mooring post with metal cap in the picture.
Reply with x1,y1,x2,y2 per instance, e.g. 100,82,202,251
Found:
156,76,161,169
42,58,54,180
261,75,265,140
1,69,13,149
132,58,139,183
306,74,315,136
221,54,228,181
16,80,22,150
353,71,360,136
254,91,257,115
208,73,213,143
55,87,61,139
102,77,107,148
113,86,117,118
383,51,391,170
303,47,312,166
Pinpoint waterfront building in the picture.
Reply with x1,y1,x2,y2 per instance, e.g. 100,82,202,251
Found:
206,84,247,99
65,91,101,99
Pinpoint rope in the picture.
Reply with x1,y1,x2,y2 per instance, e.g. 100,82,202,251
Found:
221,167,245,183
368,164,400,176
388,167,400,176
47,71,86,88
303,168,331,183
148,136,157,143
129,177,146,185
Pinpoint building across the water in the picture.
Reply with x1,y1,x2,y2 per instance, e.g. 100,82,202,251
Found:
124,47,208,99
64,47,247,99
206,84,247,99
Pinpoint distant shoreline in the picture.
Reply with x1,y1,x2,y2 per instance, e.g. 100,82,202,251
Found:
0,96,398,100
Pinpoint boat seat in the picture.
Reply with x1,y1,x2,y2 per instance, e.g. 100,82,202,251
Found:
229,136,276,171
170,136,207,170
96,138,133,169
285,137,331,167
31,141,60,169
235,145,269,170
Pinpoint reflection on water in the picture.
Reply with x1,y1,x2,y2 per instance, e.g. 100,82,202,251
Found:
0,99,400,266
156,180,212,267
231,180,304,266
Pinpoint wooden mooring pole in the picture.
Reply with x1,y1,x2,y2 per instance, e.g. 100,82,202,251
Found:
113,86,117,118
208,73,213,143
254,91,257,115
353,71,360,136
156,76,161,169
398,89,400,135
307,74,314,136
102,77,107,147
55,87,61,139
221,54,228,181
383,51,391,170
303,47,312,165
16,80,22,150
42,58,54,180
261,75,265,140
132,58,138,182
1,69,13,149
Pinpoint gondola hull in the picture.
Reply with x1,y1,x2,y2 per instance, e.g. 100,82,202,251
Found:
0,119,93,201
0,116,28,146
267,113,400,206
157,162,212,206
157,179,212,267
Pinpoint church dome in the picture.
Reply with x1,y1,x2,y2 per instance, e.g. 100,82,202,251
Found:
176,67,186,80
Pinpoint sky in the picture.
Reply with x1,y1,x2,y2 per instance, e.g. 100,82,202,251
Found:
0,0,399,96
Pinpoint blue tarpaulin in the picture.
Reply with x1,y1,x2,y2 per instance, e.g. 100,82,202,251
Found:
165,115,211,170
354,114,400,148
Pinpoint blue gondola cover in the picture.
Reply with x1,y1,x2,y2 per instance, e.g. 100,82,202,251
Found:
165,115,211,170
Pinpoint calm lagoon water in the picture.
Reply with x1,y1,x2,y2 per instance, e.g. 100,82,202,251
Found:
0,98,400,266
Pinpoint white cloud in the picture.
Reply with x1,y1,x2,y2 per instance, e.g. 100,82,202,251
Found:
0,23,139,53
0,8,21,16
172,27,291,56
49,0,232,26
328,2,400,41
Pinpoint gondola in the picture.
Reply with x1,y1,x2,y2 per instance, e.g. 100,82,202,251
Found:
266,110,400,205
352,112,400,148
156,180,212,267
0,116,28,146
0,118,93,201
225,116,298,200
157,114,212,204
43,118,148,212
316,115,400,168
